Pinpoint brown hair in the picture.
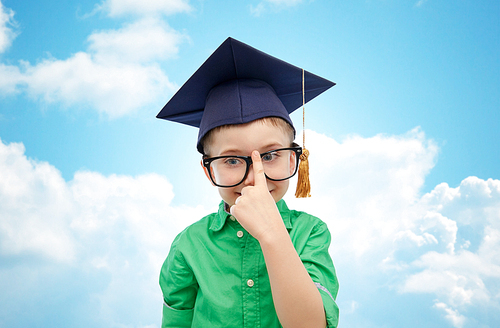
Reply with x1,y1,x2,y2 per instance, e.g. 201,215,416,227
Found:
200,117,295,156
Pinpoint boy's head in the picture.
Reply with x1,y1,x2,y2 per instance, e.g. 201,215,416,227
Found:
157,37,335,198
200,117,299,206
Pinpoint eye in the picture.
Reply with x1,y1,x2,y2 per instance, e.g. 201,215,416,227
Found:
224,157,244,166
262,151,279,162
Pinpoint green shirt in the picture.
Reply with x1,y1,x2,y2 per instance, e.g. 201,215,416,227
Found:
159,199,339,327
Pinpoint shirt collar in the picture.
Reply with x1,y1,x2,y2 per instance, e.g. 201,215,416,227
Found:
210,199,292,232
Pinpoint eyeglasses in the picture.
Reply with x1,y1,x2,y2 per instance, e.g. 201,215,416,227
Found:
203,145,303,188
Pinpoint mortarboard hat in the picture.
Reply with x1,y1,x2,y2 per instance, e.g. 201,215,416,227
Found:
157,37,335,197
156,37,335,154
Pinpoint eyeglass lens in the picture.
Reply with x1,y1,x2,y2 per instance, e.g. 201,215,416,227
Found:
209,149,298,187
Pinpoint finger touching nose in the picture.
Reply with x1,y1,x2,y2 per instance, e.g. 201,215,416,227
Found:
251,150,267,186
243,163,255,185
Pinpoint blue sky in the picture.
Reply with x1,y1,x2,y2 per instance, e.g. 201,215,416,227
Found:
0,0,499,327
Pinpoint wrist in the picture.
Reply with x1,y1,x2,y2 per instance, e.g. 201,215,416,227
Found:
257,219,290,249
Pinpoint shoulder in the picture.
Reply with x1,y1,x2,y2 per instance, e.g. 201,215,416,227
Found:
278,199,328,230
285,207,332,251
171,211,217,248
288,208,322,222
289,208,329,231
161,211,217,271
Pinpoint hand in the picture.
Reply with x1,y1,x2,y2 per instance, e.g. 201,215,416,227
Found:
230,151,285,242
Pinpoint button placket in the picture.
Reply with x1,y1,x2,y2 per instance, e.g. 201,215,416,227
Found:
241,235,261,327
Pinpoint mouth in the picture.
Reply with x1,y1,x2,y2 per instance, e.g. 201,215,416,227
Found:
234,189,273,198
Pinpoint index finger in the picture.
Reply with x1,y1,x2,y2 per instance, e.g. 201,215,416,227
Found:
251,150,267,187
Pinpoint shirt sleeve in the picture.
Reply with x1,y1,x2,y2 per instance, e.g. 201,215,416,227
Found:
299,220,340,328
159,233,198,328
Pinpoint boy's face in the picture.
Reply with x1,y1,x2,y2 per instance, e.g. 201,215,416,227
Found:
202,120,294,207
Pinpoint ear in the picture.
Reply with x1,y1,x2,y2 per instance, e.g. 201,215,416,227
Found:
201,160,216,186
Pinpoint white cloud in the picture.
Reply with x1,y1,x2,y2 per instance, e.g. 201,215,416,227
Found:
0,1,18,53
88,18,185,64
282,128,499,326
0,137,207,262
0,136,209,326
1,17,185,117
394,178,500,323
19,52,174,118
0,63,22,94
286,127,439,258
394,230,438,247
0,140,75,262
434,301,466,328
249,3,266,17
99,0,192,17
250,0,303,16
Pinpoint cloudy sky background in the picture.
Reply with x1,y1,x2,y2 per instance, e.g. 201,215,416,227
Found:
0,0,499,327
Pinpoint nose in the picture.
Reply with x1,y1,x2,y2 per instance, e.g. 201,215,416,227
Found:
243,163,255,186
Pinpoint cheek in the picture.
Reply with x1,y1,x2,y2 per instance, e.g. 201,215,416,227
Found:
217,186,238,206
282,179,290,190
269,180,289,200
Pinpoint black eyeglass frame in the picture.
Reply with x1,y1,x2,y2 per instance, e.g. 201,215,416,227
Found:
202,144,303,188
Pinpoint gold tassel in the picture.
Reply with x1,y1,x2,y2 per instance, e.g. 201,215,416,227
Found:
295,147,311,198
295,68,311,198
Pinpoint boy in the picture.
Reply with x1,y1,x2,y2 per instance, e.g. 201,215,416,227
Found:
157,37,339,327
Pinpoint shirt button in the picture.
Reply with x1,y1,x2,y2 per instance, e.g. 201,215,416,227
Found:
229,215,236,221
237,230,244,238
247,279,254,287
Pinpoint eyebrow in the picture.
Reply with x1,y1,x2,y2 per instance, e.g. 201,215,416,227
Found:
218,142,286,156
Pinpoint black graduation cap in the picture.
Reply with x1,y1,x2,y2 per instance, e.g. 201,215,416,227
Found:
157,37,335,154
